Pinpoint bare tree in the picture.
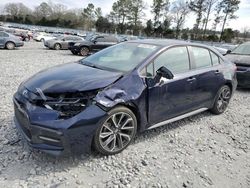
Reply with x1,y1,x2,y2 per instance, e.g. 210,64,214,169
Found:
171,0,190,38
219,0,240,41
203,0,218,36
34,2,52,18
189,0,207,37
242,27,250,41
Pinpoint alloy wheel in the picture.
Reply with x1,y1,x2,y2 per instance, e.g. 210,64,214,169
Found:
54,43,61,50
6,42,15,50
216,87,231,113
80,47,89,56
99,112,136,153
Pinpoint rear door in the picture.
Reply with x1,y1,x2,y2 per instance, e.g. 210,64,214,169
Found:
146,46,199,125
189,46,225,108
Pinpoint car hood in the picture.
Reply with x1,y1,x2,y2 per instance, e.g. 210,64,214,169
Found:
23,62,122,94
225,54,250,65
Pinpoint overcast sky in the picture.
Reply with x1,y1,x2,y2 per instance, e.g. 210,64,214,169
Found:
0,0,249,32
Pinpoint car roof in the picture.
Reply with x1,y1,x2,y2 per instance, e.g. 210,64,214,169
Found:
128,39,212,49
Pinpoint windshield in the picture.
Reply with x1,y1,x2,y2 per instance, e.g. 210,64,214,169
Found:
231,43,250,55
80,42,160,72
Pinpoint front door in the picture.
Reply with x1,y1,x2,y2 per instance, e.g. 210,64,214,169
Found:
146,46,198,125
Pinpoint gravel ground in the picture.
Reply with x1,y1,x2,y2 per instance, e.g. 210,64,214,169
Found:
0,41,249,188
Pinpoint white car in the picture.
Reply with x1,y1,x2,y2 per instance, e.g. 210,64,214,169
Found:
33,32,56,42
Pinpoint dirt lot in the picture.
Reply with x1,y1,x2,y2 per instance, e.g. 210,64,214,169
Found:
0,41,249,188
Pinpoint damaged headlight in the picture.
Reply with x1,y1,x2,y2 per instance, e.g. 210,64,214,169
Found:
44,97,87,118
43,92,97,119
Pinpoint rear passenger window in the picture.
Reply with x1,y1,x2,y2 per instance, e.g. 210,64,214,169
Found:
192,47,212,68
210,51,220,65
154,47,190,74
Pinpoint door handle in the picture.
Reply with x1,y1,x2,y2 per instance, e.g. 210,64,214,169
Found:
187,77,196,82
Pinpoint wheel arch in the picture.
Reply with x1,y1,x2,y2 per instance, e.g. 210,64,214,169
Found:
5,41,16,47
224,81,233,92
112,102,141,133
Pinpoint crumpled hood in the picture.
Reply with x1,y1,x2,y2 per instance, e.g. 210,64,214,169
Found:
225,54,250,66
23,62,122,94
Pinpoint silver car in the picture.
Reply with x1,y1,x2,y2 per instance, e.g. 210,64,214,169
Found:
0,31,24,50
44,35,84,50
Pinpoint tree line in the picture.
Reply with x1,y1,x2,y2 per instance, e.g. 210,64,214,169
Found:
0,0,244,42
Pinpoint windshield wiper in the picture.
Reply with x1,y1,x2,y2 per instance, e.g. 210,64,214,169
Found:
81,61,105,70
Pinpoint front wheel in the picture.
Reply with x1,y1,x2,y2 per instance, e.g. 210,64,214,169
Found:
94,106,137,155
210,85,231,115
54,43,61,50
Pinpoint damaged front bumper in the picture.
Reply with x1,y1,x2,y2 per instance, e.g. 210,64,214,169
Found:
13,92,107,156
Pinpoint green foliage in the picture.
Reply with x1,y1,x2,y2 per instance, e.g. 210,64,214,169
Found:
221,28,235,42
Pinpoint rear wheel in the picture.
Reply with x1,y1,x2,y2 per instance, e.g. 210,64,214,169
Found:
94,106,137,155
54,43,61,50
80,47,89,56
210,85,231,114
5,42,15,50
40,38,45,43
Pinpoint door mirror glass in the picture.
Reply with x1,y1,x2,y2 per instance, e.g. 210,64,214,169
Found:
156,66,174,80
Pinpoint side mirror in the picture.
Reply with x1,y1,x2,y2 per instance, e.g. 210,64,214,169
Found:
156,66,174,80
62,38,65,41
226,50,231,54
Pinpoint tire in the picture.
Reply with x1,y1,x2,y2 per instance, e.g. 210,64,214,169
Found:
54,43,61,50
94,106,137,155
40,38,45,42
210,85,231,115
5,42,15,50
71,51,78,55
80,47,89,56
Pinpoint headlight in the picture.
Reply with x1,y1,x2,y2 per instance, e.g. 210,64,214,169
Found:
44,97,87,118
74,43,81,46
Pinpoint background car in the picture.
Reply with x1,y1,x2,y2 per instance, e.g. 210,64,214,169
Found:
14,32,30,41
14,40,237,156
0,31,24,49
69,35,119,56
33,32,55,42
44,35,84,50
225,42,250,88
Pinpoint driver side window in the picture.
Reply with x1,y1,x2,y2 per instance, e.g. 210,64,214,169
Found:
154,46,190,75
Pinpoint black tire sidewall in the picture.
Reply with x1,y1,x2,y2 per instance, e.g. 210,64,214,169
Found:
94,106,137,155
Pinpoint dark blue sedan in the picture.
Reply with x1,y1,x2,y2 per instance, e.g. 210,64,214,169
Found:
14,40,237,155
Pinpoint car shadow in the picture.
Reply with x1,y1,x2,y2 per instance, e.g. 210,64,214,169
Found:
236,88,250,93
